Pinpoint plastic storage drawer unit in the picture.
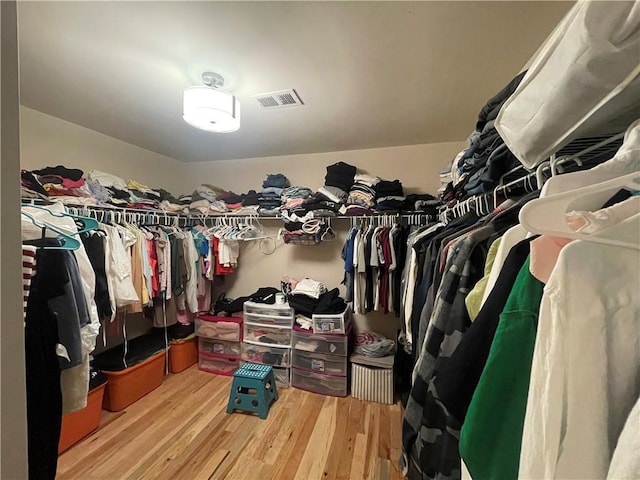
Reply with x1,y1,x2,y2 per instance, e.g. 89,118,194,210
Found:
195,315,242,342
292,350,348,376
292,327,350,356
198,352,240,376
292,368,348,397
312,306,352,334
243,323,292,347
241,343,291,367
199,337,241,357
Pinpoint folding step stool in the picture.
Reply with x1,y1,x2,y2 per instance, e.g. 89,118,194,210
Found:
226,363,279,419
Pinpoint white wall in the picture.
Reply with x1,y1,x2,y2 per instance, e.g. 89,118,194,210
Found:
20,106,188,194
184,142,463,198
19,108,466,338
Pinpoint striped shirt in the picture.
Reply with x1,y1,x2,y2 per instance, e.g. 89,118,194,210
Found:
22,246,38,321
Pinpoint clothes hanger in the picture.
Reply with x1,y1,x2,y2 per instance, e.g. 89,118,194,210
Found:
528,173,538,192
519,171,640,250
21,211,81,250
540,121,640,198
21,203,99,235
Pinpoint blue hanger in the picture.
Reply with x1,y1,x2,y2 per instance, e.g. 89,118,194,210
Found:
21,211,81,250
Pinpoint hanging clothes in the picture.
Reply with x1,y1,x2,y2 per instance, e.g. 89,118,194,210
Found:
24,248,65,480
81,232,113,320
342,220,410,318
123,225,145,314
102,223,139,308
518,238,640,479
434,238,534,423
458,257,545,480
22,204,101,412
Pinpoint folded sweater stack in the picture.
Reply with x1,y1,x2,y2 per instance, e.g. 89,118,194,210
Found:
324,162,356,193
345,173,379,208
375,179,405,211
259,173,291,215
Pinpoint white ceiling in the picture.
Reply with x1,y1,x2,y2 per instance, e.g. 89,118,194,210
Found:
17,1,573,163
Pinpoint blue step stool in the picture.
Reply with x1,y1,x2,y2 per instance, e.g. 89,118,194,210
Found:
226,363,279,419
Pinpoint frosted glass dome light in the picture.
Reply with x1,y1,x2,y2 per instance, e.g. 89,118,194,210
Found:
183,72,240,133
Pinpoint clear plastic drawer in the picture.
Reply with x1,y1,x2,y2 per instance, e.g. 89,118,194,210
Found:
198,352,239,376
292,350,348,376
312,306,351,334
195,316,242,342
292,368,348,397
241,343,291,367
243,323,291,347
198,338,241,357
292,328,349,356
244,301,294,318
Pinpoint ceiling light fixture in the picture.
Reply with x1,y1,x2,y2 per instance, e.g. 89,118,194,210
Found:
183,72,240,133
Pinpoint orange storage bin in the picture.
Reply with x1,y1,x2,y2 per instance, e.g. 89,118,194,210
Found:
169,337,198,373
58,382,107,454
102,350,166,412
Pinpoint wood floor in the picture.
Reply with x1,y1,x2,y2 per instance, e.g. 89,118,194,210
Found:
57,364,404,480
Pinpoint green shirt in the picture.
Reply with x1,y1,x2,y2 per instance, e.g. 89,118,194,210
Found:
459,256,544,480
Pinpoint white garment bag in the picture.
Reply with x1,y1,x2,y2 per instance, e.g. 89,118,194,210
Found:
495,0,640,168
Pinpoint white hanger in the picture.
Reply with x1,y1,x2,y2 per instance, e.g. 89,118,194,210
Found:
519,171,640,250
541,120,640,197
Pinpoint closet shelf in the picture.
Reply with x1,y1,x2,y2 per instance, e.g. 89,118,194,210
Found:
21,199,436,223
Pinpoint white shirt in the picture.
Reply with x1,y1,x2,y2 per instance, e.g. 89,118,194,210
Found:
182,231,199,313
102,224,139,307
352,228,362,314
607,394,640,480
519,233,640,479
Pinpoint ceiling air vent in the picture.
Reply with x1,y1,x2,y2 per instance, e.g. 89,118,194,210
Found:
253,89,304,110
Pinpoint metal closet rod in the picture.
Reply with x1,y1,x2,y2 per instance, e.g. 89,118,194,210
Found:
21,199,434,223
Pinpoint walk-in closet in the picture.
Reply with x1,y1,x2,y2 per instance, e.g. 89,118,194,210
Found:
1,1,639,479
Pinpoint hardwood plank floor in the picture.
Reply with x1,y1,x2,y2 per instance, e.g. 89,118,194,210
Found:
57,365,404,480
